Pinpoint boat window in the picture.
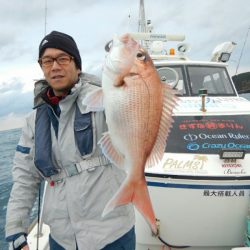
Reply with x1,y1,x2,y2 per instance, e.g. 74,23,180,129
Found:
156,66,187,96
187,66,236,96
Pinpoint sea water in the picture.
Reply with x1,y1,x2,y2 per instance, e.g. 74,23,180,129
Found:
0,128,39,250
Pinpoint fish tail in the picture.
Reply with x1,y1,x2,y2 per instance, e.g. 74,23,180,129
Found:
102,178,157,234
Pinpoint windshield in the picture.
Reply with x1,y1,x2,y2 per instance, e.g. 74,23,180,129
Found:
187,66,236,96
156,66,187,96
156,64,237,96
239,92,250,101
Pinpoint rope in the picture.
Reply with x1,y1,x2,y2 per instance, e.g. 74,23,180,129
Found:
158,235,190,249
36,184,41,250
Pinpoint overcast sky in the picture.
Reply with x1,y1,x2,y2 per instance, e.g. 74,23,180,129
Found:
0,0,249,131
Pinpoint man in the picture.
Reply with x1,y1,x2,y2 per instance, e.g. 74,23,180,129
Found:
5,31,135,250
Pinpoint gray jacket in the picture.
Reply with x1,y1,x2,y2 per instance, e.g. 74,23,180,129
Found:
5,73,135,250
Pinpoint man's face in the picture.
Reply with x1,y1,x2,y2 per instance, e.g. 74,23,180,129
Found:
40,48,81,96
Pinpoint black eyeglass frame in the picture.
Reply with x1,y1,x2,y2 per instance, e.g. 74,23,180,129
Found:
38,54,74,68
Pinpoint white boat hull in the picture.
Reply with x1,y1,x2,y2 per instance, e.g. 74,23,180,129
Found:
135,176,250,249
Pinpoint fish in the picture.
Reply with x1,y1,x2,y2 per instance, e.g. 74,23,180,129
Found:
82,33,178,235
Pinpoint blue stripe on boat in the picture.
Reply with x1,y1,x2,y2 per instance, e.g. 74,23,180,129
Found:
147,181,250,190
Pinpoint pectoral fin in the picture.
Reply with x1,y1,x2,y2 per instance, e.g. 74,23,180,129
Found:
82,88,104,112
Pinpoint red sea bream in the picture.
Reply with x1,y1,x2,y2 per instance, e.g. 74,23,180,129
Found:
83,34,177,234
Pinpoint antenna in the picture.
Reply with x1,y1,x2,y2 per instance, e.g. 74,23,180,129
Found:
138,0,152,48
44,0,47,36
138,0,146,33
235,26,250,75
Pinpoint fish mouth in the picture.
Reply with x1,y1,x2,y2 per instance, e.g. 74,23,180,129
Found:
128,72,138,76
114,72,139,86
121,72,139,85
125,72,139,79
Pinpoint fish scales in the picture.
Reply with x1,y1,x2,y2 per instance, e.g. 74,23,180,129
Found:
105,81,162,161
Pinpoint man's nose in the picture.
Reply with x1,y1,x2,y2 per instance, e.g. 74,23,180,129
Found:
51,59,61,69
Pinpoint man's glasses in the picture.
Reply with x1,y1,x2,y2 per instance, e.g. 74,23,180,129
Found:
38,54,74,68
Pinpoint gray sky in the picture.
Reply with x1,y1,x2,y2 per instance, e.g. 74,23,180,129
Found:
0,0,249,131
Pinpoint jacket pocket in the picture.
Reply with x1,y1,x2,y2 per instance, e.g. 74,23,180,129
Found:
74,112,93,156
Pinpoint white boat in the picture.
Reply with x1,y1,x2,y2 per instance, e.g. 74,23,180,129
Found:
28,1,250,249
134,1,250,249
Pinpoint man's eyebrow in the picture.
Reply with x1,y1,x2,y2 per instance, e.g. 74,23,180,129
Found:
41,53,69,58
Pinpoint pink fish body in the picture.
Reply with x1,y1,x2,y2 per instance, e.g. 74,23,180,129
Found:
83,34,177,234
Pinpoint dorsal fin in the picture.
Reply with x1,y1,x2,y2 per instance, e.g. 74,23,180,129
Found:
146,84,178,168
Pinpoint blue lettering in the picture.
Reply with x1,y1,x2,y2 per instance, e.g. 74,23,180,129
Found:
187,143,199,151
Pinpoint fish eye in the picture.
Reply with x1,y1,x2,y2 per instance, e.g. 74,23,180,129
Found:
105,40,113,52
136,51,146,61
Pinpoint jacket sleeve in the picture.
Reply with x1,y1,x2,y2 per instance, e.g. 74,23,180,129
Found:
5,111,43,239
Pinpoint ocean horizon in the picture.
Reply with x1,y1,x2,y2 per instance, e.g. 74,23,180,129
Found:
0,128,39,250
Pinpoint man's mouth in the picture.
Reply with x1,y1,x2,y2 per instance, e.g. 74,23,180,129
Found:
51,75,64,80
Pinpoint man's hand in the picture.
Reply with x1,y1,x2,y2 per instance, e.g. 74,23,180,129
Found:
22,245,29,250
9,234,29,250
